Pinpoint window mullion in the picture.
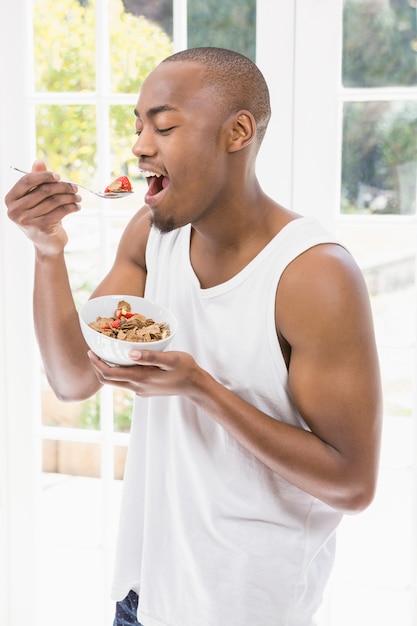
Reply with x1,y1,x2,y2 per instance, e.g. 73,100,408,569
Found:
343,86,417,102
95,0,112,188
173,0,188,51
255,0,296,208
292,0,343,227
413,255,417,623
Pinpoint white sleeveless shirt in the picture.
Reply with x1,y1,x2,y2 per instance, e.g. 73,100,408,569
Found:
111,217,344,626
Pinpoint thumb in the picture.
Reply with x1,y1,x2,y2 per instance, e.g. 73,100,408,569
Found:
31,159,48,173
128,349,168,368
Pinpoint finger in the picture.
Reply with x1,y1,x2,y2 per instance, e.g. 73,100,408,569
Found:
28,163,80,199
128,349,171,368
87,354,134,390
10,170,62,199
87,352,117,383
31,159,48,173
10,191,81,226
27,180,80,205
87,351,137,380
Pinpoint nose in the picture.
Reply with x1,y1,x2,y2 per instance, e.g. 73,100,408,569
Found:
132,127,156,158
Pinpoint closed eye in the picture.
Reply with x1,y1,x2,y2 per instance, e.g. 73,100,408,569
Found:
134,125,176,137
156,126,176,134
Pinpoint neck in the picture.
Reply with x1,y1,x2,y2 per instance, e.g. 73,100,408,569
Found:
189,191,296,289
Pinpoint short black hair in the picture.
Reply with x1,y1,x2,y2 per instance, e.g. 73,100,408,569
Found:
162,47,271,150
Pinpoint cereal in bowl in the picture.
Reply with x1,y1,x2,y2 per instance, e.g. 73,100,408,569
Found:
88,300,170,343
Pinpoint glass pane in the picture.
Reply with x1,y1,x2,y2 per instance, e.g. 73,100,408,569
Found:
42,378,101,430
187,0,256,60
36,104,97,183
343,0,417,88
77,395,101,431
42,440,101,476
337,220,416,416
64,215,102,303
119,0,173,37
114,445,128,479
109,0,173,94
42,381,90,428
66,214,139,303
109,104,141,182
113,389,133,433
34,0,96,92
38,472,121,624
341,101,417,215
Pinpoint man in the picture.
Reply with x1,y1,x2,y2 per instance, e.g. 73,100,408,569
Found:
6,47,382,625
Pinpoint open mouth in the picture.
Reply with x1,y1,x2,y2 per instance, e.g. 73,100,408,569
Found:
141,170,170,198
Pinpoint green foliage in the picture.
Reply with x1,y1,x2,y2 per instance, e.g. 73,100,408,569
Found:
79,388,133,431
343,0,417,88
113,388,134,432
120,0,256,59
34,0,96,92
342,101,417,215
109,2,172,93
187,0,256,61
109,104,142,180
78,394,100,430
36,104,97,180
341,1,417,215
381,103,417,166
33,0,172,181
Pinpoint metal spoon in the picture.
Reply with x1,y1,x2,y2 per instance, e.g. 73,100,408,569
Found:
10,166,134,199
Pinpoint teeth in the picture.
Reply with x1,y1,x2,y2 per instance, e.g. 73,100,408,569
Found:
141,170,162,178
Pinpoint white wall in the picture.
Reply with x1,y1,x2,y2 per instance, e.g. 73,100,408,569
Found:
0,2,40,624
256,0,295,209
256,0,341,229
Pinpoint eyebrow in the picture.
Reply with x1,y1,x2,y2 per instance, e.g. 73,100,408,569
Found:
134,104,179,119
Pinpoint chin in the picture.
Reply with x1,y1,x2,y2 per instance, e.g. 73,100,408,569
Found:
150,213,177,234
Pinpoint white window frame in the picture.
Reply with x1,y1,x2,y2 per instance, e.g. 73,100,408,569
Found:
259,2,417,625
1,0,416,624
0,2,39,624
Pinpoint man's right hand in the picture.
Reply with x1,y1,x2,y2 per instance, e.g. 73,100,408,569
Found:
5,160,81,256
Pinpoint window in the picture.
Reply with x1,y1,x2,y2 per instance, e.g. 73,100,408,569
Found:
287,1,417,624
342,1,417,217
331,4,417,622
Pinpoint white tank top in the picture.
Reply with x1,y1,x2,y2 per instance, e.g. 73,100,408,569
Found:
111,217,344,626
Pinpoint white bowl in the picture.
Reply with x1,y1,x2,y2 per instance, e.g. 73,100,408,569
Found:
79,294,177,366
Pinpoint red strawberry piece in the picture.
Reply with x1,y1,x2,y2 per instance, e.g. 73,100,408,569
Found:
104,176,133,193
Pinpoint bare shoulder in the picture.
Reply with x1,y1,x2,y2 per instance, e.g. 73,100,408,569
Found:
276,242,374,349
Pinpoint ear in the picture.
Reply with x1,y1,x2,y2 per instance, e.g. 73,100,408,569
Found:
226,111,256,153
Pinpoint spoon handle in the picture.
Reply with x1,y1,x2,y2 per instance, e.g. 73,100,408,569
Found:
10,166,133,199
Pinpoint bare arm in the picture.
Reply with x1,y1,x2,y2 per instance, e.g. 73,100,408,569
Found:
190,244,382,512
6,161,150,401
87,243,382,513
276,244,382,511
